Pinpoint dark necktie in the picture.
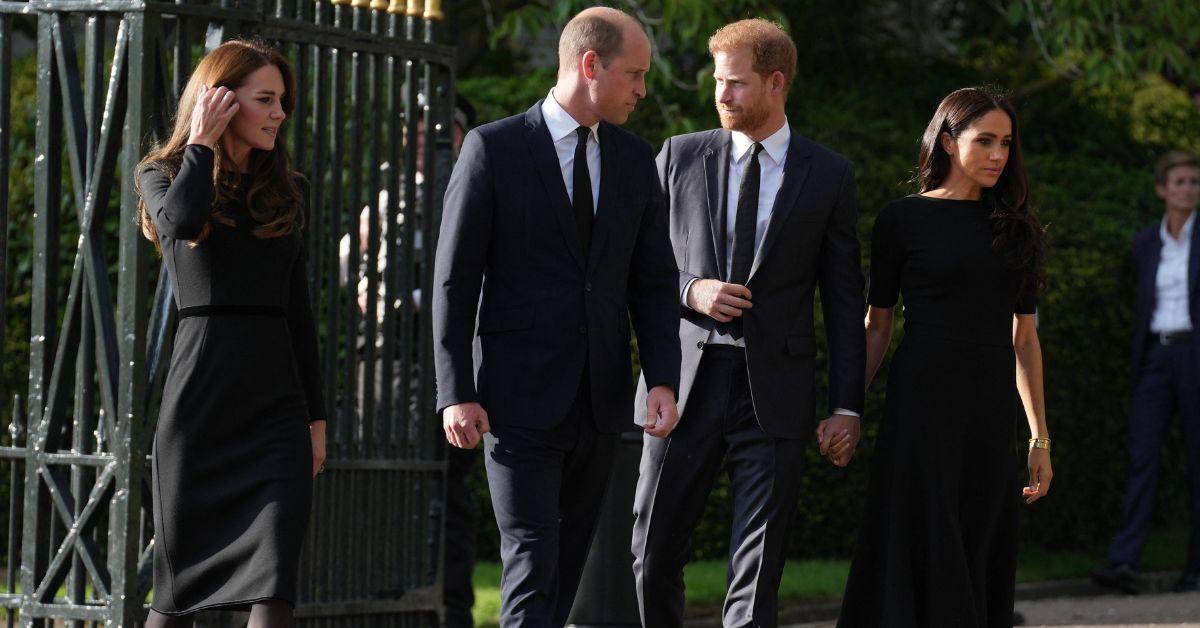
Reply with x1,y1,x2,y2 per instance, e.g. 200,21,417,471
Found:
726,142,762,340
573,126,594,255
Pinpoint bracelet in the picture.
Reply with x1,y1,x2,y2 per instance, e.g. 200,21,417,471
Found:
1028,438,1051,452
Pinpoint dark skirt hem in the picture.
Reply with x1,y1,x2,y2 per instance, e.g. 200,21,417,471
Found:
150,595,295,616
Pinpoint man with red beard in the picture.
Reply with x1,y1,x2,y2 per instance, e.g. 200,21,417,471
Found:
630,19,865,627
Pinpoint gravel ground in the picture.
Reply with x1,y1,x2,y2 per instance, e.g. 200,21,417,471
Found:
780,591,1200,628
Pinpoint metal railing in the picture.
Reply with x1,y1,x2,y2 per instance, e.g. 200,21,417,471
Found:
0,0,455,625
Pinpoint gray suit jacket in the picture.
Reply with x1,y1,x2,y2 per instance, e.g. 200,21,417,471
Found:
635,128,866,439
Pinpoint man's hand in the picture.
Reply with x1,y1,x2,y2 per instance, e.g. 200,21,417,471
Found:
686,279,752,323
443,402,490,449
643,385,680,438
815,413,860,467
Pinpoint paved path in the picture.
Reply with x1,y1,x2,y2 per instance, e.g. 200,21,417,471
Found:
783,591,1200,627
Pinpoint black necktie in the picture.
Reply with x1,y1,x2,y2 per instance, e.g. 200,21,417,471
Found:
573,126,594,255
726,142,762,340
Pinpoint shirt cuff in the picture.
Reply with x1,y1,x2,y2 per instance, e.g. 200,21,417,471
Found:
833,408,860,418
681,278,699,308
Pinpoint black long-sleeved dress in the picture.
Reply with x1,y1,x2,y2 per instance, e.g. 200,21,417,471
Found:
139,144,326,614
838,195,1036,627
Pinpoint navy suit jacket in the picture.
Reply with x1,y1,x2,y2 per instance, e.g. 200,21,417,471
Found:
1131,216,1200,373
433,101,681,433
635,128,866,439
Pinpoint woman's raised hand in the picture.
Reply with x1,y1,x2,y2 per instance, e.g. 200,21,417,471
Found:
188,85,239,149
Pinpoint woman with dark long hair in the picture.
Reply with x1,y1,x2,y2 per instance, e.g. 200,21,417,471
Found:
135,40,326,627
837,87,1053,627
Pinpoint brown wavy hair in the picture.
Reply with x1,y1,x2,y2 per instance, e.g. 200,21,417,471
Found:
917,86,1046,295
135,39,304,248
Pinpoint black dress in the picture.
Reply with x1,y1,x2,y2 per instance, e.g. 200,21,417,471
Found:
838,195,1036,628
140,145,326,614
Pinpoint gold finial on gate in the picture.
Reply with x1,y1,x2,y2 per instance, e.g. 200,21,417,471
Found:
406,0,423,17
351,0,371,7
330,0,351,6
423,0,442,20
371,0,389,9
387,0,405,12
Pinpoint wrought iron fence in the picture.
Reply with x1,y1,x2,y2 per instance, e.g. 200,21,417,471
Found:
0,0,456,625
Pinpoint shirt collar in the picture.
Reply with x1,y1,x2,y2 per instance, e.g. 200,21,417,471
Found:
542,90,600,145
731,119,790,165
1160,211,1196,244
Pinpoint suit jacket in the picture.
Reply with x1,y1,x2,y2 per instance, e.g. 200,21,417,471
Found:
636,128,865,439
433,101,681,433
1131,217,1200,373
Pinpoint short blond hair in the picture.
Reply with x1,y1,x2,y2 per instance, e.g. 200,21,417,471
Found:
1155,149,1200,185
708,19,797,90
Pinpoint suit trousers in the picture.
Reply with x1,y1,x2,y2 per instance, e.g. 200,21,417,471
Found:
632,345,805,628
483,374,619,628
1109,337,1200,571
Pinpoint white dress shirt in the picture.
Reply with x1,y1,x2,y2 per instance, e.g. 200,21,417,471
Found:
684,121,791,348
540,90,600,211
1151,212,1195,333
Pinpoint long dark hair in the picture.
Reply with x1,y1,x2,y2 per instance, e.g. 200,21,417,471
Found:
917,86,1045,296
135,39,304,248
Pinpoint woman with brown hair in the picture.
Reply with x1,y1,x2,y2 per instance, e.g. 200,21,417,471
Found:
136,39,326,627
837,87,1053,627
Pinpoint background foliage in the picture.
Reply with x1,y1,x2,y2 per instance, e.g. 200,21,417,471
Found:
446,0,1200,562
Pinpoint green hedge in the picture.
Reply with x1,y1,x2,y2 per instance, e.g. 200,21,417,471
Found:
457,59,1199,562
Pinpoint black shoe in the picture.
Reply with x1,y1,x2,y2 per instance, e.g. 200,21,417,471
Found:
1013,610,1025,625
1092,562,1144,594
1173,570,1200,592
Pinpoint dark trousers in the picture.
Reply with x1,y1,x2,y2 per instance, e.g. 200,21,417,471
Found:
444,445,478,628
1109,338,1200,571
631,346,805,628
483,378,619,628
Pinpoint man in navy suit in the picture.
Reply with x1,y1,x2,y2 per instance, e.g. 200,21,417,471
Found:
432,7,681,627
630,19,865,627
1095,149,1200,594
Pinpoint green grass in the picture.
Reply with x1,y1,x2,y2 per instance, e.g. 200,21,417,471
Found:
469,527,1188,627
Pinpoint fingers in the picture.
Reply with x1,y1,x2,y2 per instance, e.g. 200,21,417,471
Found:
725,284,752,300
645,403,678,438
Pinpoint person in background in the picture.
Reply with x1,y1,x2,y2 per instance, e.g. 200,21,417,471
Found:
336,94,480,626
1094,149,1200,595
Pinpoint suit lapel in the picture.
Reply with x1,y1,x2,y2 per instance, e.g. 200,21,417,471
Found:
587,123,620,270
1140,236,1162,327
1189,216,1200,295
749,130,812,281
703,130,732,280
524,102,585,271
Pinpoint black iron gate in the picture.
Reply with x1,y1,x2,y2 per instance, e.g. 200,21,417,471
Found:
0,0,456,625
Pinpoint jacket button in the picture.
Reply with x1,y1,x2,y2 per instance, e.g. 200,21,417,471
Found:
579,325,588,335
696,340,705,349
585,282,593,292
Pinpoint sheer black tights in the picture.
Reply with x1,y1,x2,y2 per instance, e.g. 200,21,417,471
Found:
145,600,293,628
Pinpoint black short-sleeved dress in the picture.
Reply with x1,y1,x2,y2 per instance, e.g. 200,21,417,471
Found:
139,144,326,615
838,195,1036,628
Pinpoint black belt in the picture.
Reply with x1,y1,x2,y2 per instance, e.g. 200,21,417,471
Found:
700,343,745,359
178,305,287,319
1150,330,1193,345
